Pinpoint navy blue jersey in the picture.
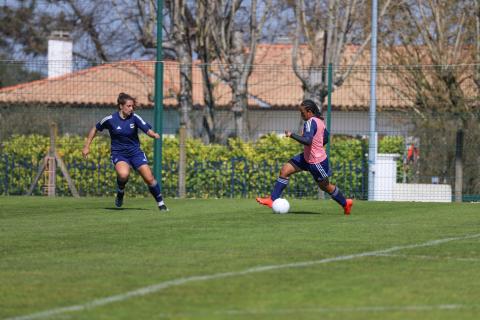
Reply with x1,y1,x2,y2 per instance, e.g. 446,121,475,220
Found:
96,112,152,156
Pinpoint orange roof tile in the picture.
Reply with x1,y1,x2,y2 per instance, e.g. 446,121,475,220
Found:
0,44,476,110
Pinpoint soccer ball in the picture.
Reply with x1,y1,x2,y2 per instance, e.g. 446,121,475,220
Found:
272,198,290,214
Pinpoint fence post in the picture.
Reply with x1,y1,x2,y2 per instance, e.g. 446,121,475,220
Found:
230,158,236,198
45,122,57,196
4,154,8,195
455,129,463,202
178,125,187,198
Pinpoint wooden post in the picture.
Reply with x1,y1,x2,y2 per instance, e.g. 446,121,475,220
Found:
178,125,186,198
26,122,80,198
45,123,57,196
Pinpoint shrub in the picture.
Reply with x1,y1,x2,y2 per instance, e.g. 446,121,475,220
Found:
0,133,377,199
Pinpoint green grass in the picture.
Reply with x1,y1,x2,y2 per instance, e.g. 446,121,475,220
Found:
1,196,479,320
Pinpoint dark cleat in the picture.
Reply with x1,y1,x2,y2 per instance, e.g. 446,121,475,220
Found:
158,204,169,211
115,191,124,208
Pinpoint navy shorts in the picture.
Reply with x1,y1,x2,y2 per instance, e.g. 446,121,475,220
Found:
289,153,331,182
111,151,149,170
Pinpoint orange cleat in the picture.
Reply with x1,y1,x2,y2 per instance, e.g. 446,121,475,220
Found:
256,196,273,208
344,199,353,215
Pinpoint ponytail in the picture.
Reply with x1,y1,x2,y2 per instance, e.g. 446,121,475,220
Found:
117,92,136,109
301,99,323,120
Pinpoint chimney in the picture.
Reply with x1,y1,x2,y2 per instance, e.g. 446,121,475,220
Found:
275,36,291,44
48,31,73,78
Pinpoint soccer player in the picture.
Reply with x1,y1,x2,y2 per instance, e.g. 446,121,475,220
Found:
82,92,168,211
256,99,353,215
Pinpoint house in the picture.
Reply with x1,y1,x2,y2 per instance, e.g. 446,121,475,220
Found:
0,43,454,141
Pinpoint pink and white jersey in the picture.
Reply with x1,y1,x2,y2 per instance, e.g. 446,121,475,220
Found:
302,117,327,164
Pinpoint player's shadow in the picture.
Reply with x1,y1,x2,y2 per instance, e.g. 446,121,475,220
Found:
289,210,322,215
104,207,149,211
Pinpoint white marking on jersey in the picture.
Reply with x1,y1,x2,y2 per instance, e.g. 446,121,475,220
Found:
134,114,147,125
305,119,312,132
99,115,112,125
116,126,121,130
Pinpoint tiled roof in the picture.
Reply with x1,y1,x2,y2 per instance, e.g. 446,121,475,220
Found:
0,61,160,107
0,44,475,110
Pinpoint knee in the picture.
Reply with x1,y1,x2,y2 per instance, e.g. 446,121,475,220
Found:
317,179,331,192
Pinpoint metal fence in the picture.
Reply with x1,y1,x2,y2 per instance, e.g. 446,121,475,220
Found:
0,59,478,201
0,154,367,199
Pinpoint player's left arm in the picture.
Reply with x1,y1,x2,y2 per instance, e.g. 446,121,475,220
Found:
146,129,160,139
133,114,160,138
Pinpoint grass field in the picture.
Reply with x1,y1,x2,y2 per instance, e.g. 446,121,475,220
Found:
1,196,479,320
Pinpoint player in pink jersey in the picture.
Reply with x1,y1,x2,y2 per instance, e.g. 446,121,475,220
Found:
256,99,353,215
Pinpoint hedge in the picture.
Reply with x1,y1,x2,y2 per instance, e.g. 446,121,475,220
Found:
0,133,404,199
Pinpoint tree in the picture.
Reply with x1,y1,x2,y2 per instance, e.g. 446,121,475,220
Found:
208,0,271,139
195,0,219,143
381,0,479,199
290,0,392,109
0,1,66,58
165,0,195,137
0,55,42,88
474,0,480,91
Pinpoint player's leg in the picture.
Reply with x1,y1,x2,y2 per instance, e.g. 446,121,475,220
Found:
136,163,168,211
114,160,130,208
311,158,353,215
256,154,303,208
317,179,353,215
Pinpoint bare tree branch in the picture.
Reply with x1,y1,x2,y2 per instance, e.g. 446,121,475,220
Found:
291,0,392,108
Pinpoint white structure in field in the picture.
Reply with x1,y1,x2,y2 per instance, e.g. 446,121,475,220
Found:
373,154,399,201
374,153,452,202
48,31,73,78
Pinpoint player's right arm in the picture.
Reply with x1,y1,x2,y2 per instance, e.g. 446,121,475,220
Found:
83,115,110,159
82,127,98,159
286,119,316,146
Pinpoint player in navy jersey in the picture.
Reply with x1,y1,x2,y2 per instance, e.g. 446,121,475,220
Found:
256,99,353,215
82,92,168,211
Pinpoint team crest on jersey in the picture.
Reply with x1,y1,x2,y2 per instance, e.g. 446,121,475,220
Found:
130,123,135,129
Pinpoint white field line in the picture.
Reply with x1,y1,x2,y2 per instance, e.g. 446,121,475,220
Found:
219,304,472,314
6,233,480,320
376,253,480,262
152,303,477,318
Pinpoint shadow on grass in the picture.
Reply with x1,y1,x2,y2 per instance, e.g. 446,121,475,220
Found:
286,211,322,215
103,207,150,211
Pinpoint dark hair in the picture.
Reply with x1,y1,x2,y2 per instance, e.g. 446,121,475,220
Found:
301,99,323,119
117,92,136,109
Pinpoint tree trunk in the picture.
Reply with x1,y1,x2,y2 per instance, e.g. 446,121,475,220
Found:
231,83,248,139
178,57,193,137
178,125,186,198
455,129,464,202
200,62,216,143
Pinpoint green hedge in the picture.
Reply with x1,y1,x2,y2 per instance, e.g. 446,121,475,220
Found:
0,133,404,198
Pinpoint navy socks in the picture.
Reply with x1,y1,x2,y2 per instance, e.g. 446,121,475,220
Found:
271,177,289,200
329,186,347,207
148,182,163,203
117,177,127,192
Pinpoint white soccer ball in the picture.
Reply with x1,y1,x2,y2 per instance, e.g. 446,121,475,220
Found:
272,198,290,214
